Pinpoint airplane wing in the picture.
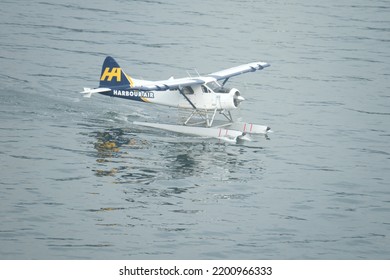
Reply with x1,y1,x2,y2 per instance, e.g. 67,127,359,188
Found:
132,77,205,91
130,61,269,91
207,61,270,81
127,61,270,91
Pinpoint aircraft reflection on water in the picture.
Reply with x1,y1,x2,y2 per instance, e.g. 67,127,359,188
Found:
89,127,265,185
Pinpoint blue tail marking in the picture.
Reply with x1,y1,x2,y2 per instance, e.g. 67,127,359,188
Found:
99,56,133,88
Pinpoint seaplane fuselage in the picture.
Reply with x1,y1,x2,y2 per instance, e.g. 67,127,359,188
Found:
100,80,242,111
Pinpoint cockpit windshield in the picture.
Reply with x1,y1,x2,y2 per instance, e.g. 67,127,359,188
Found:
206,81,231,93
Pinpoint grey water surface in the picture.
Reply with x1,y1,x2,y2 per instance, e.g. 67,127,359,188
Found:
0,0,389,259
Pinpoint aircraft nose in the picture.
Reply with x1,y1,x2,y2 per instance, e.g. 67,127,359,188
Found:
233,92,245,108
237,96,245,102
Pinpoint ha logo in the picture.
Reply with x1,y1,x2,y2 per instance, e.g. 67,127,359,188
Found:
100,67,121,82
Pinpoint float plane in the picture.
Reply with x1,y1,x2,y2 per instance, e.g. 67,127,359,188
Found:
82,56,271,143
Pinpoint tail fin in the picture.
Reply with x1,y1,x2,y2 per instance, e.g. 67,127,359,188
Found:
99,56,134,88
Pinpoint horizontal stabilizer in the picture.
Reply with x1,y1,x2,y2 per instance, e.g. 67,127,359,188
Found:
80,87,111,98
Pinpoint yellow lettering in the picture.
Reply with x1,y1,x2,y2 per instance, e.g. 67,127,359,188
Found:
100,67,121,82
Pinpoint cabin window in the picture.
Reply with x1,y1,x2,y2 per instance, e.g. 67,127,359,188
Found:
205,81,230,93
201,85,210,93
206,81,221,92
182,86,194,95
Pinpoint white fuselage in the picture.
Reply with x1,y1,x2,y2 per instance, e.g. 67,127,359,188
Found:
116,78,242,111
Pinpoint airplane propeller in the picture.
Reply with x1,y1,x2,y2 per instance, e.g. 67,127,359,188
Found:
233,91,245,107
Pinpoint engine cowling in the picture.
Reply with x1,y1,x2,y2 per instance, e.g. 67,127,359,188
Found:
218,88,245,110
